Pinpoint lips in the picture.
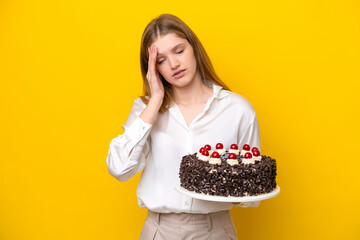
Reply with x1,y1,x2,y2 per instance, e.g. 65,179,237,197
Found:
173,69,185,76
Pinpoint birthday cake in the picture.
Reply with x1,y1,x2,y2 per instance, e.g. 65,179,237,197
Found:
179,143,277,197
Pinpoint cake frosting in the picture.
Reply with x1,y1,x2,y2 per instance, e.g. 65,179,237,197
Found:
226,159,239,166
209,157,222,165
179,143,277,197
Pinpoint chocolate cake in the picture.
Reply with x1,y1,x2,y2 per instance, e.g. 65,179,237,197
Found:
179,143,277,197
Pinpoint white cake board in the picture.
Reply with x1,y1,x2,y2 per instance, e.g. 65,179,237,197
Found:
175,184,280,203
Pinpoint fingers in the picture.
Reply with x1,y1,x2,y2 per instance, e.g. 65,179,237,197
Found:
147,45,158,79
146,45,164,100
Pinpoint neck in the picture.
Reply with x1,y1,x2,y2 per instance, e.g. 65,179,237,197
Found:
172,74,213,105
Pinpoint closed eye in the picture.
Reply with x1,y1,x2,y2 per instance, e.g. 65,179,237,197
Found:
157,49,184,65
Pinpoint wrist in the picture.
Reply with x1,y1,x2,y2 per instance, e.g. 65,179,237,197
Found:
140,97,162,125
149,97,163,108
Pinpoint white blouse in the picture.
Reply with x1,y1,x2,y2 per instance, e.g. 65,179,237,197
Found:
106,83,261,213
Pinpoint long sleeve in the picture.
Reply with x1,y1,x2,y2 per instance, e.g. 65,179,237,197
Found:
106,97,152,181
238,111,261,152
236,109,261,208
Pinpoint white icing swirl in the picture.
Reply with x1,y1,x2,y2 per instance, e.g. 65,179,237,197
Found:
209,158,221,165
253,155,262,161
242,158,255,164
198,154,210,161
227,159,238,166
229,149,240,155
216,148,226,155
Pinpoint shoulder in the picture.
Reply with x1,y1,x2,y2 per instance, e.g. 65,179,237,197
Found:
224,90,256,115
221,91,259,128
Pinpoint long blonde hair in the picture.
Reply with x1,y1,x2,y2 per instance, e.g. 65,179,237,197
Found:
140,14,230,113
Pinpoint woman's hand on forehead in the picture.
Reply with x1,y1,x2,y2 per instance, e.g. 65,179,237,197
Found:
146,45,164,102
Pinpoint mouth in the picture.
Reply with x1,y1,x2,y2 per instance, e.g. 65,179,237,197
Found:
173,69,186,77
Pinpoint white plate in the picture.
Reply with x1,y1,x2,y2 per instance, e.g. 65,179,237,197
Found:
175,184,280,203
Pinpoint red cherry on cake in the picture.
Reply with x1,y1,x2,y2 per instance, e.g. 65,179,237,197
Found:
202,149,209,156
253,150,260,157
228,153,237,159
204,144,211,151
243,144,250,151
211,152,220,158
216,143,223,149
199,147,205,154
251,147,259,154
230,144,238,150
244,152,252,159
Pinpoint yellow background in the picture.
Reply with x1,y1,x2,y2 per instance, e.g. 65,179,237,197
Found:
1,0,359,239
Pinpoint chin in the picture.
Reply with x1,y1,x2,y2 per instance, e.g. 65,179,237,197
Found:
177,74,197,87
172,79,193,89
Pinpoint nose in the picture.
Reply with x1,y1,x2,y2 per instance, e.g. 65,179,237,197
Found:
169,55,180,69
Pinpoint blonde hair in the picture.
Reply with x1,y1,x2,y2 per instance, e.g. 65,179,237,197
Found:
140,13,230,113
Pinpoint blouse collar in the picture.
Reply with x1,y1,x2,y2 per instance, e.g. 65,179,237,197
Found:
206,80,229,100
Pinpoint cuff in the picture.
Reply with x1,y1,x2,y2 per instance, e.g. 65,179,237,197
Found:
123,117,152,150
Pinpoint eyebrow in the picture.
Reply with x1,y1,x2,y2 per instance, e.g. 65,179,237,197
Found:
156,43,185,58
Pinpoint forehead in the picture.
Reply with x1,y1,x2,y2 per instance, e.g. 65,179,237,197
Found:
151,33,187,54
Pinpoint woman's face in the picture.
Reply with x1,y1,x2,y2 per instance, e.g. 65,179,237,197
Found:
150,33,200,89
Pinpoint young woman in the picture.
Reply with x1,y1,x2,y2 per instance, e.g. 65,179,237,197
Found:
106,13,261,240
